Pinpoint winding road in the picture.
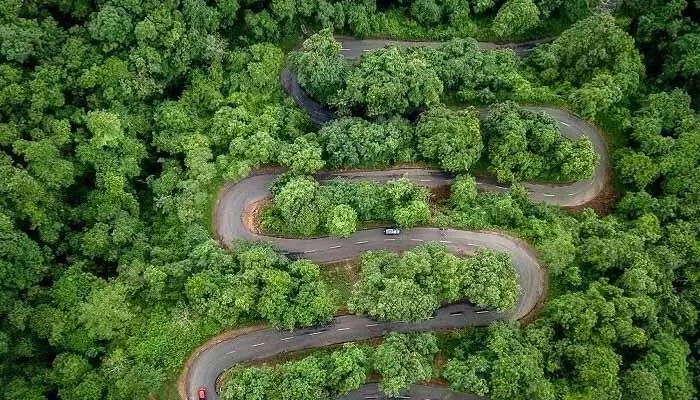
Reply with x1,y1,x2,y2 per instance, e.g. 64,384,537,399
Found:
183,38,611,400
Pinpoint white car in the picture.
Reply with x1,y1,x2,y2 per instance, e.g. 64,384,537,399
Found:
383,228,401,235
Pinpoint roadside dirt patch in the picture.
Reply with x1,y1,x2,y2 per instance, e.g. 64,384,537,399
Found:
241,198,270,235
565,175,617,216
429,184,452,203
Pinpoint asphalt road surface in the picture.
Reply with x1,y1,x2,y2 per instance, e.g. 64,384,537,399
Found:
281,39,610,207
186,168,545,400
185,38,609,400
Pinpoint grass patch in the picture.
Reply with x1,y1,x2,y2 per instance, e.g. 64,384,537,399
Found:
320,259,359,309
153,377,180,400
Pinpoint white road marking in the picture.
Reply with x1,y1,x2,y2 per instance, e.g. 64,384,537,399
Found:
419,179,432,182
411,238,425,242
309,331,324,336
303,249,318,254
337,327,350,331
226,350,237,354
355,240,369,245
495,186,508,189
366,323,379,327
251,342,265,347
450,312,464,316
280,336,295,341
340,48,349,50
439,240,452,244
467,243,479,246
476,182,484,185
385,238,396,241
568,193,575,196
328,245,342,249
543,194,555,197
475,310,489,314
560,121,571,127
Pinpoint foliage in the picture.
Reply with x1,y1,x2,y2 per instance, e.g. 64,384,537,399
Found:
338,45,443,118
444,322,554,400
416,106,483,173
326,204,357,238
317,117,415,169
1,0,699,398
262,176,431,236
425,38,542,104
278,136,325,175
373,332,438,396
483,102,598,182
450,175,479,211
348,244,520,321
529,14,643,119
288,28,348,104
492,0,540,39
292,35,545,110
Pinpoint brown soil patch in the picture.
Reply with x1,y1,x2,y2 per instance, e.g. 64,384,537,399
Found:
564,175,617,216
429,184,452,203
241,198,270,235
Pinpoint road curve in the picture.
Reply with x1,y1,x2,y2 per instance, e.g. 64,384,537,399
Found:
184,169,545,400
184,38,601,400
281,39,610,208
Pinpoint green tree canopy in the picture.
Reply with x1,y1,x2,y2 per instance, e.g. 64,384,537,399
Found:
416,106,483,173
484,102,597,182
339,46,443,118
288,28,348,104
349,244,519,321
374,333,438,396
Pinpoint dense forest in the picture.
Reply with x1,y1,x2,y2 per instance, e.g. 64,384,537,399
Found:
2,0,700,400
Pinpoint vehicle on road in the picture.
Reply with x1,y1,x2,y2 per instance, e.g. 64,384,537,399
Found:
383,227,401,235
198,387,207,400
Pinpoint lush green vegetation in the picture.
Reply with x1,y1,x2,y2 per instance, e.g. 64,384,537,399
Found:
3,0,700,399
289,29,549,116
219,332,438,399
288,30,599,182
349,244,520,321
220,343,371,400
318,117,415,168
261,176,431,236
483,102,597,182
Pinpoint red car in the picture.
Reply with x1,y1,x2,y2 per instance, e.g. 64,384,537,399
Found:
198,387,207,400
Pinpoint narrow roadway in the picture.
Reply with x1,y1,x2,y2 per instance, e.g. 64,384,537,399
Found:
187,169,544,400
281,38,610,207
184,38,610,400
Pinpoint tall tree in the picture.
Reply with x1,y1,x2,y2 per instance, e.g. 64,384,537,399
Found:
416,106,483,173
